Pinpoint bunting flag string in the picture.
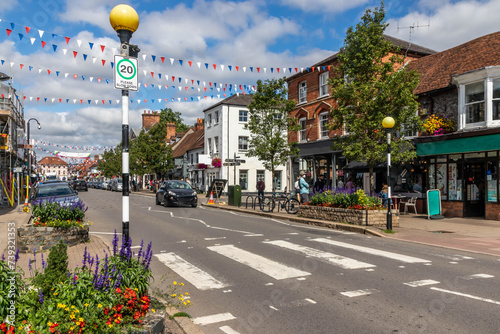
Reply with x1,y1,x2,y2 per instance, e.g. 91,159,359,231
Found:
0,57,260,94
34,140,115,151
33,145,100,164
21,92,251,106
0,17,316,76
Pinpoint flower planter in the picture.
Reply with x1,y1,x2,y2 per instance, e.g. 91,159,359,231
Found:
17,225,89,253
298,205,399,227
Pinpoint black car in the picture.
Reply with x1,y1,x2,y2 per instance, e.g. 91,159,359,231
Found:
73,180,88,191
156,180,197,207
31,181,81,206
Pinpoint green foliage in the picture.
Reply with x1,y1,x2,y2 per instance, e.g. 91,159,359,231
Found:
33,240,69,296
0,260,25,322
159,107,189,133
31,200,87,225
246,77,300,193
309,189,383,210
98,144,122,178
151,275,192,310
328,1,422,191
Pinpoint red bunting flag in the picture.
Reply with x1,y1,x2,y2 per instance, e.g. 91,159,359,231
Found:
102,59,106,66
37,97,40,101
102,100,105,104
295,68,298,72
41,41,46,48
165,98,168,101
213,64,216,70
23,96,26,100
20,64,24,69
257,68,260,73
172,76,175,82
6,29,12,36
223,94,226,97
191,80,194,84
65,36,70,44
164,85,168,89
97,78,101,82
47,70,51,75
73,74,78,79
328,65,331,70
73,51,78,58
144,83,148,87
185,87,188,91
59,99,62,103
151,72,154,78
25,26,30,34
277,68,280,73
236,66,239,71
209,82,212,87
188,61,192,67
100,45,105,52
1,94,3,98
80,100,83,104
161,57,165,63
312,67,315,72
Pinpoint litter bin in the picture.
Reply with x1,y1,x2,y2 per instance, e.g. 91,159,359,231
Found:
228,185,242,206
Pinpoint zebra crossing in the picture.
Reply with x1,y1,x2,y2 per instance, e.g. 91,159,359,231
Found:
154,237,431,291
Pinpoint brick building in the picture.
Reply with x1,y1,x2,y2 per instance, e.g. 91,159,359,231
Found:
286,35,434,192
38,156,69,180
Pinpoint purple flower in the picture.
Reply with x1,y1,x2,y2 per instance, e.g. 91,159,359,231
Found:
1,253,5,262
14,248,19,263
28,258,32,272
114,270,122,288
41,253,46,270
38,289,44,304
82,246,88,268
112,230,119,256
137,240,144,259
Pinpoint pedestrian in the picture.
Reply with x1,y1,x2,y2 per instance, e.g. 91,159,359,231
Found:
185,177,191,185
299,171,310,204
345,177,355,193
294,176,301,201
256,177,265,200
314,175,325,192
380,184,389,207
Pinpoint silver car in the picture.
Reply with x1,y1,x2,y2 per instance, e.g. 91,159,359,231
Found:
110,178,123,192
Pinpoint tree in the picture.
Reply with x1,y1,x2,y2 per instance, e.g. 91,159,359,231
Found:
98,144,121,178
245,78,300,193
328,1,422,193
159,107,189,133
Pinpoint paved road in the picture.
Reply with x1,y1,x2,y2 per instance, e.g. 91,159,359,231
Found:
80,190,500,334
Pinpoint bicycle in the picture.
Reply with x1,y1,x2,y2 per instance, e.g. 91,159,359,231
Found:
260,191,301,214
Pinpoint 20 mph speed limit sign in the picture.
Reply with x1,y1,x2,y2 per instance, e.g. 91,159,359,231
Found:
114,55,138,91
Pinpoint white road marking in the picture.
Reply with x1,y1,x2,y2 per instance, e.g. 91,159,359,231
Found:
244,234,264,237
341,289,378,298
130,246,141,249
305,298,317,304
204,237,226,241
404,279,440,287
312,238,431,263
430,287,500,305
461,273,495,280
288,233,299,235
193,313,236,326
89,232,121,235
449,261,458,264
223,290,232,293
269,306,279,311
207,244,311,280
220,326,241,334
155,253,227,290
264,240,375,270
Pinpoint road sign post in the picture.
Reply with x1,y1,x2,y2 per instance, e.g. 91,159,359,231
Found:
114,55,138,91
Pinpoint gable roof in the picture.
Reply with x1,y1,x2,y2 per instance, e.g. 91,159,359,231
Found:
171,126,204,158
203,94,253,112
407,31,500,95
38,156,68,166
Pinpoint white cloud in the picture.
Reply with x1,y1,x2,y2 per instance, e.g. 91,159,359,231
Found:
282,0,370,13
386,0,500,51
0,0,19,14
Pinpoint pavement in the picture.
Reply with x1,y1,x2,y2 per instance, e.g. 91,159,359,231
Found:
2,190,500,332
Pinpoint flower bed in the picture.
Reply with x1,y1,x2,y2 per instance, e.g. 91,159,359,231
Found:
300,188,399,227
0,232,191,333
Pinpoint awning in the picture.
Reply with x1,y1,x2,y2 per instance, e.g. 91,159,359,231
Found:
297,140,341,157
416,133,500,156
343,161,386,172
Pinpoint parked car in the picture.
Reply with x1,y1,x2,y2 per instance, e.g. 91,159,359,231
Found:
110,178,123,192
96,180,102,189
156,180,198,207
31,181,81,206
73,180,88,191
102,180,110,190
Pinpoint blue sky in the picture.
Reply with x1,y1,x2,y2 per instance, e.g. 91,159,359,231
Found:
1,0,500,161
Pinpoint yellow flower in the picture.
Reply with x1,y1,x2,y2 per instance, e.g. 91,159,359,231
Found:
84,303,89,307
79,318,84,322
173,281,177,285
98,304,102,308
152,309,156,313
47,321,53,327
187,300,191,304
185,292,189,295
70,327,74,331
108,324,113,328
71,305,75,309
171,294,176,297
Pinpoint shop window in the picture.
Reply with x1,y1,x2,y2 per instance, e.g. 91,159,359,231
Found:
493,79,500,120
487,159,498,202
256,170,265,184
437,162,447,199
239,170,248,190
448,162,462,200
429,164,436,190
465,81,485,124
273,170,282,190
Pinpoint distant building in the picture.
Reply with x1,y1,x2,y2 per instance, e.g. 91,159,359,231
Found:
38,156,69,180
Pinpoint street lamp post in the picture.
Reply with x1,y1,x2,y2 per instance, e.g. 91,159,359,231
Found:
110,5,140,242
27,118,41,178
382,116,395,230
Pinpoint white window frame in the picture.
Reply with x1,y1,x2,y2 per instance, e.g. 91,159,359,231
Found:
239,170,248,190
319,72,329,97
207,114,212,127
298,81,307,104
256,170,265,184
319,112,329,138
238,136,248,152
299,117,306,142
215,111,219,124
464,81,485,125
214,136,219,155
207,138,212,156
239,110,248,122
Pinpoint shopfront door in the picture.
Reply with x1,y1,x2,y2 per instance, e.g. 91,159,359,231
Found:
464,163,485,217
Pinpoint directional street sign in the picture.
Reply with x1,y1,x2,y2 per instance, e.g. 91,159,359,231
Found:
114,55,138,91
225,159,235,163
223,162,241,166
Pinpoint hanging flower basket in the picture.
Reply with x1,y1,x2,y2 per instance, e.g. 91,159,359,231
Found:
197,163,208,170
211,158,222,168
423,114,455,136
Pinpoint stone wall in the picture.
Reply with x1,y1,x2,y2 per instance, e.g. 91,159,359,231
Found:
17,226,89,253
297,205,399,227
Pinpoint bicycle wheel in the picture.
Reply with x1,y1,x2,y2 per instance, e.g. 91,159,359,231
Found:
285,198,300,214
260,197,275,212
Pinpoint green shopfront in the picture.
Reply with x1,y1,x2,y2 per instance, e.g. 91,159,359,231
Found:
416,130,500,219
